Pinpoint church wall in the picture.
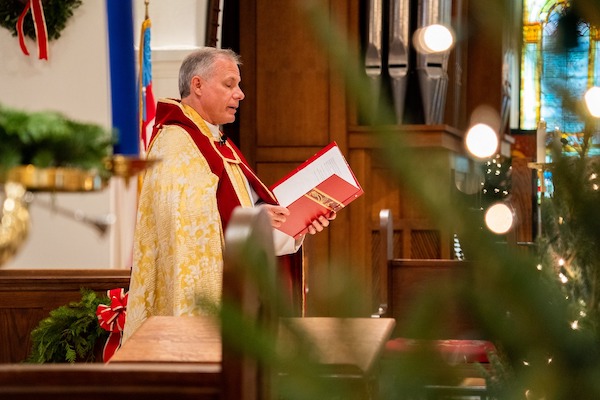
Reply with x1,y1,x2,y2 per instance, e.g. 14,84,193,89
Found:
0,1,113,269
0,0,208,269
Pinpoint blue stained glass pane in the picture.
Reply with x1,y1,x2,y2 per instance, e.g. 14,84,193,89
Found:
540,11,588,135
524,0,600,200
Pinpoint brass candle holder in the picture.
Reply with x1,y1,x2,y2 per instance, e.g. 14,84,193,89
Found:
0,155,159,267
2,155,159,192
104,155,160,187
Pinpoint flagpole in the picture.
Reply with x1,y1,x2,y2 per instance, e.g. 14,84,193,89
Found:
139,0,156,156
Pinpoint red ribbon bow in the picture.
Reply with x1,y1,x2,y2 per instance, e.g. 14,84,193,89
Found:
16,0,49,60
96,288,128,362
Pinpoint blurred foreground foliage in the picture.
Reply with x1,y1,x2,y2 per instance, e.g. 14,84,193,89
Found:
223,1,600,399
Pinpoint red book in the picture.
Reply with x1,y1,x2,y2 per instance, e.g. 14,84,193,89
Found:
270,142,364,238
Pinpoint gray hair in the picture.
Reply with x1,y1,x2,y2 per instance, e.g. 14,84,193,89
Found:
178,47,242,98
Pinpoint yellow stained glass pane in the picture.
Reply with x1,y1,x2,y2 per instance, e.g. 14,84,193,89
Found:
523,23,541,43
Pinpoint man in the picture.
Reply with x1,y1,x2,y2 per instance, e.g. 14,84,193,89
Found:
123,47,333,341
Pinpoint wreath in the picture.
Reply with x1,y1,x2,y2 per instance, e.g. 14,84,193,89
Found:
0,0,82,41
27,288,128,363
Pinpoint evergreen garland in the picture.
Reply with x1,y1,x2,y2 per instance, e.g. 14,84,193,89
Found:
27,289,109,363
0,0,82,41
0,103,115,179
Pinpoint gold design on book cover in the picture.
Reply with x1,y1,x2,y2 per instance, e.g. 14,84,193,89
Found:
303,188,345,212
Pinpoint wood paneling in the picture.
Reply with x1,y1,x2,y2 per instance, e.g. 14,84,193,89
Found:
240,0,351,316
386,259,479,338
511,157,535,244
465,3,503,116
239,0,516,316
255,3,330,147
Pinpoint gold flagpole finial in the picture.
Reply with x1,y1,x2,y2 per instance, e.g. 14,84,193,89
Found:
144,0,149,19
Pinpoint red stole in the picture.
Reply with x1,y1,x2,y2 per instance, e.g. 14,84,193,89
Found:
149,99,304,316
149,99,277,230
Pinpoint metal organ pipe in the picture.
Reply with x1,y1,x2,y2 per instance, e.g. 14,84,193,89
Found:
365,0,383,119
388,0,411,124
416,0,452,124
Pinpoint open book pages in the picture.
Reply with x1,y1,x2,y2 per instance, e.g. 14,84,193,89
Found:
271,142,363,238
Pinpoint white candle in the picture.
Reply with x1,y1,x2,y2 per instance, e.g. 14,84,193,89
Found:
536,120,547,163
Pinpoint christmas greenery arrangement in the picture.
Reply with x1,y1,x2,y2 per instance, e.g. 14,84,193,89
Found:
0,0,82,41
538,139,600,331
27,289,109,363
0,103,115,179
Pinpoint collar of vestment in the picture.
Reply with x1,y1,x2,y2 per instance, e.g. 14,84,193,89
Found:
150,98,245,164
149,99,278,224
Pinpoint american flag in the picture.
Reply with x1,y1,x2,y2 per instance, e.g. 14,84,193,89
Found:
139,11,156,155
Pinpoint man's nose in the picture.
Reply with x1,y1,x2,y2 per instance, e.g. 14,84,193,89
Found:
235,87,245,100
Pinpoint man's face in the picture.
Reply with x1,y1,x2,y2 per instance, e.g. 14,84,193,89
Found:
196,57,245,125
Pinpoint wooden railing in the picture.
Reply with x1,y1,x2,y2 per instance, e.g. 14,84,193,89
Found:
0,363,221,399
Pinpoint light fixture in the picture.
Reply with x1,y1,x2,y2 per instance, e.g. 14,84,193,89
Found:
465,123,499,159
484,202,515,234
584,86,600,117
465,105,501,159
413,24,454,54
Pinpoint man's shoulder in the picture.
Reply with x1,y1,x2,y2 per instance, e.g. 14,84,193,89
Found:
151,125,197,152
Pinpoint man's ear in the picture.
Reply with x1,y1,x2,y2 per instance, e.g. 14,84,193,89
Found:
191,76,202,94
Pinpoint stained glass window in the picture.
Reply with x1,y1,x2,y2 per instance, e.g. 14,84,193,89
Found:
520,0,600,157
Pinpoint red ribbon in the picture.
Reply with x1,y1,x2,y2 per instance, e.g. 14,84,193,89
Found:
16,0,49,60
96,288,128,362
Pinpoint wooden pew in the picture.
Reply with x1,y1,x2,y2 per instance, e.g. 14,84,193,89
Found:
0,268,131,363
0,207,276,399
374,209,493,396
374,209,483,339
0,363,221,399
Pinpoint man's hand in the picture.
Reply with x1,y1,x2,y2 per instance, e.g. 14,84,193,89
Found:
260,204,290,228
260,205,336,236
306,212,336,235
